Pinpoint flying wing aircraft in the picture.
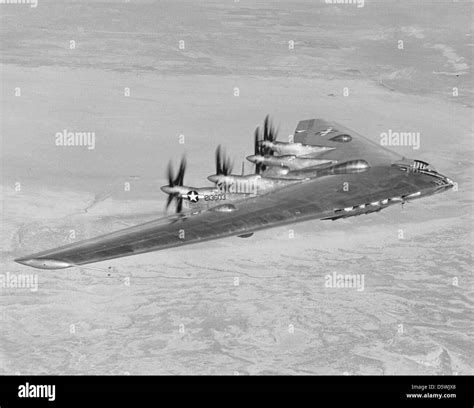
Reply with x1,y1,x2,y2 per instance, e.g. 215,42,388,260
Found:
15,117,454,270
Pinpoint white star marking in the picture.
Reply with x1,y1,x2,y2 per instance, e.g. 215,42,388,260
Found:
187,191,199,202
318,127,335,137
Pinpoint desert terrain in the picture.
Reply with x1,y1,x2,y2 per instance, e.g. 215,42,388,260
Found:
0,0,472,374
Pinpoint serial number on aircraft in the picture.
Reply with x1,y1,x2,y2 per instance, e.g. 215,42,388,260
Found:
204,194,226,201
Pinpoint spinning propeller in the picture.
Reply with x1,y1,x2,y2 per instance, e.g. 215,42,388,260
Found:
263,115,278,145
215,145,233,176
163,156,186,213
254,127,265,174
253,115,278,174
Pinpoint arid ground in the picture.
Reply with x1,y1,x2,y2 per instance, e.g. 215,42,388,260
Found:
1,0,472,374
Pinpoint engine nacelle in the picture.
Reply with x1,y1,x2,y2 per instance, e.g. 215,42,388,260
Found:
329,160,369,175
270,166,290,176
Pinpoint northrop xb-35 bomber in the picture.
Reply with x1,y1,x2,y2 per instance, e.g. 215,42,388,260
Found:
15,116,454,270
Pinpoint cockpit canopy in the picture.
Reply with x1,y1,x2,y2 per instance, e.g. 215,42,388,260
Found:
393,159,437,173
413,160,437,172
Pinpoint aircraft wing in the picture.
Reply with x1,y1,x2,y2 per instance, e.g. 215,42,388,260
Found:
294,118,403,165
15,119,453,270
15,170,448,270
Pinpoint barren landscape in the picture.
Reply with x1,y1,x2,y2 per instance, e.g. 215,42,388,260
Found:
1,0,472,374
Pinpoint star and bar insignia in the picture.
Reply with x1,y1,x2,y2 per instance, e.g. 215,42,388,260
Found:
186,191,199,202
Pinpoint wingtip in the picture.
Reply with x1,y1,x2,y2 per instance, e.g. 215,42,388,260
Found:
14,257,27,266
14,257,73,270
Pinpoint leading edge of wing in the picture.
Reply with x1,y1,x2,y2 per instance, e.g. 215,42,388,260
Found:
13,212,184,269
14,164,431,270
13,185,293,269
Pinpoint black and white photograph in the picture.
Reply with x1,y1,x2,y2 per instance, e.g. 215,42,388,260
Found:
0,0,472,402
